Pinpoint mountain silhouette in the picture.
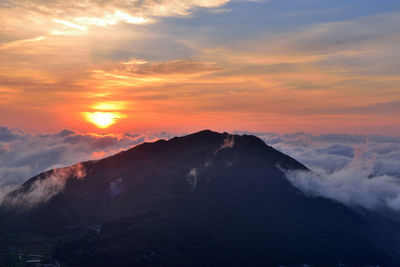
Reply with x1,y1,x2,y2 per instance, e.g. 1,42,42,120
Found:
2,130,400,266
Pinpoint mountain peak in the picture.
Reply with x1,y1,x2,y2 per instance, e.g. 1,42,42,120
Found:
140,130,269,154
170,129,229,143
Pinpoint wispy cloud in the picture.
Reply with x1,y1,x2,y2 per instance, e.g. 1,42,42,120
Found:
0,36,45,50
2,163,86,209
116,58,222,75
0,0,231,38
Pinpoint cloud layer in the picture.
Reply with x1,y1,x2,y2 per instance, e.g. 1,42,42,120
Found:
0,126,175,190
246,131,400,215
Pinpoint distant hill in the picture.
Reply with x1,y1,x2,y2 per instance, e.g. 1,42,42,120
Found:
1,130,400,266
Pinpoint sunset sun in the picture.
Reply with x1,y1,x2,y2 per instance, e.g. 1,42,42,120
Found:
83,112,124,128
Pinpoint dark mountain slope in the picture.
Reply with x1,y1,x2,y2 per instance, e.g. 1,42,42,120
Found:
1,130,400,266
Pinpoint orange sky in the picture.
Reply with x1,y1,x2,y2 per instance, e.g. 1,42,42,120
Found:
0,0,399,135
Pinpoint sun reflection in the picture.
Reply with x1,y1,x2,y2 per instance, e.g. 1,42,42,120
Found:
83,111,124,128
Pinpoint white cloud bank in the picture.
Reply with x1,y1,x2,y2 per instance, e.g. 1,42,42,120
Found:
0,126,179,206
0,126,175,187
241,131,400,214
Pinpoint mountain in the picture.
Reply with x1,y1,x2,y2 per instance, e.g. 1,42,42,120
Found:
1,130,400,266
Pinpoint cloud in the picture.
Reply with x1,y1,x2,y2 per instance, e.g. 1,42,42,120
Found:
0,128,239,201
186,134,236,191
2,163,86,209
0,0,231,38
239,131,400,215
187,168,199,190
215,135,235,154
117,59,222,75
190,12,400,129
0,36,45,50
339,100,400,116
251,131,400,176
284,160,400,214
109,177,124,198
0,126,181,207
0,126,176,191
0,126,22,141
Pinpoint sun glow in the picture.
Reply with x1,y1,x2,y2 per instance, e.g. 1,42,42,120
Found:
91,101,126,111
83,112,124,128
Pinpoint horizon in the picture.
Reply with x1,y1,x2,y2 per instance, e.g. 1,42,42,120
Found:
3,125,400,138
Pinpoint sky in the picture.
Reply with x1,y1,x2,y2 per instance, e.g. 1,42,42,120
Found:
1,0,400,135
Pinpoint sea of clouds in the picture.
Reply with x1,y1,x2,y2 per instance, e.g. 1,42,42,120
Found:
239,131,400,215
0,126,176,203
1,126,400,215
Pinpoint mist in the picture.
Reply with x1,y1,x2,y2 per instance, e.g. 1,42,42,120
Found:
2,163,86,209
